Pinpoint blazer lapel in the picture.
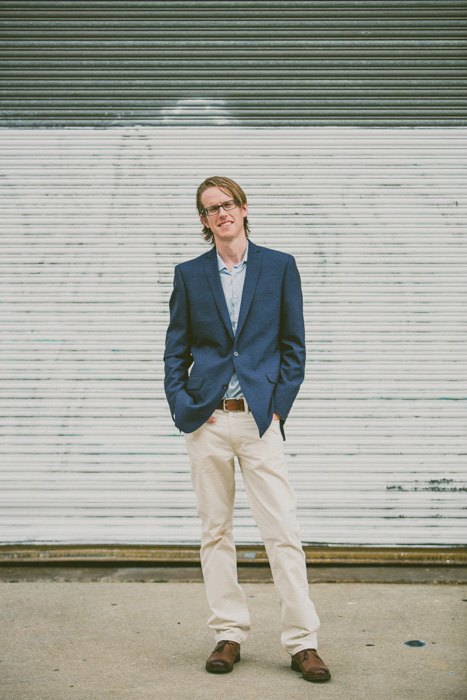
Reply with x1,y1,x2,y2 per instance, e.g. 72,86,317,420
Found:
235,241,263,339
204,247,234,340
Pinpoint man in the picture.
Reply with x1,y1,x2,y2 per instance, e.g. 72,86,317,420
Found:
164,176,330,683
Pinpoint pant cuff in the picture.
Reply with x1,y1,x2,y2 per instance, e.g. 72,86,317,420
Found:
289,641,319,656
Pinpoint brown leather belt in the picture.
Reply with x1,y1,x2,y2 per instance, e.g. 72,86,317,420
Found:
217,398,246,411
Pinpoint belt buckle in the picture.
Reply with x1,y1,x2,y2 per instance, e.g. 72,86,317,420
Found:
224,398,244,412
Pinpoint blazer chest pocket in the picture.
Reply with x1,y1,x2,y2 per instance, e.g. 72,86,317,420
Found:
266,372,279,383
254,291,277,302
254,285,280,302
186,376,203,390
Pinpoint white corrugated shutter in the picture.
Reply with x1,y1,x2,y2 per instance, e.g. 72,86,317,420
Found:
1,127,465,546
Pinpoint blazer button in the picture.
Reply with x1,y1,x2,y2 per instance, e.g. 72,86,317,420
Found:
233,351,239,357
222,384,228,390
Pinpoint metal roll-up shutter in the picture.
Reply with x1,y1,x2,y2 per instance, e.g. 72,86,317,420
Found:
0,3,466,550
0,1,466,127
1,126,466,547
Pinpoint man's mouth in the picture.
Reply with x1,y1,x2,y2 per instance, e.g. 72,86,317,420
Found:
219,221,233,228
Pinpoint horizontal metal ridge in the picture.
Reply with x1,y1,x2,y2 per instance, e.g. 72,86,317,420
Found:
1,544,466,565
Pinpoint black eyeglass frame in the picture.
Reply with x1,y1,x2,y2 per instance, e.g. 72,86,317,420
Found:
202,198,239,217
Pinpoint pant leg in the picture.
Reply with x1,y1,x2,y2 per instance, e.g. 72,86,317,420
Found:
184,410,251,645
231,411,320,655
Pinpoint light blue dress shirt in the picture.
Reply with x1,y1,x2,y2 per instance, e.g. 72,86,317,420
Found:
217,241,249,399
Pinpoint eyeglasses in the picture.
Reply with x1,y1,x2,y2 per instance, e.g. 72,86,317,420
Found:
202,199,238,217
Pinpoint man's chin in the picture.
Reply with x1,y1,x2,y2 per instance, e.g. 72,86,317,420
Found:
214,228,245,243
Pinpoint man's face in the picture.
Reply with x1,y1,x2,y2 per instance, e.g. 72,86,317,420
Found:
200,186,248,245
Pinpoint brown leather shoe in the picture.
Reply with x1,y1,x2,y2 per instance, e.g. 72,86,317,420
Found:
205,640,241,673
291,648,331,682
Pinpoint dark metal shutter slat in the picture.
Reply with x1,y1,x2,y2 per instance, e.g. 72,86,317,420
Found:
0,1,466,127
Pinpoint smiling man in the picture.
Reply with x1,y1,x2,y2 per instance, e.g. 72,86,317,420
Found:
163,176,331,683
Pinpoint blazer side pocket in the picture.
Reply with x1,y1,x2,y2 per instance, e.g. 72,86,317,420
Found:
186,376,203,390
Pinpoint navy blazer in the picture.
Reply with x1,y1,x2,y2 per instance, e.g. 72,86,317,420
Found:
163,240,306,438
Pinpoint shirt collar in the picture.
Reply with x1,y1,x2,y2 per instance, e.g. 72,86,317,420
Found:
216,240,249,272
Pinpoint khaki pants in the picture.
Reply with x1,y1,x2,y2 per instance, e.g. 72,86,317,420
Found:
184,403,320,655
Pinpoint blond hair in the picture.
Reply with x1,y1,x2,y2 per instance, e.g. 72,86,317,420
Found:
196,176,250,244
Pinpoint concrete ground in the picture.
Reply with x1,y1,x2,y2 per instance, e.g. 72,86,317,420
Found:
1,570,466,700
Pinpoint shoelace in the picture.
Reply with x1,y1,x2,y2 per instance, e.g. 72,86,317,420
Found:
215,640,238,653
297,648,320,663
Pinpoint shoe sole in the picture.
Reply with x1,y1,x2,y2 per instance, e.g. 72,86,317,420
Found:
301,674,331,683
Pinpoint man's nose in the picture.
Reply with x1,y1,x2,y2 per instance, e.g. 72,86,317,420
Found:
218,203,231,216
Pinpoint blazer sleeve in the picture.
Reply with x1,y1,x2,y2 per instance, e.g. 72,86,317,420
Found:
273,256,306,421
163,265,193,420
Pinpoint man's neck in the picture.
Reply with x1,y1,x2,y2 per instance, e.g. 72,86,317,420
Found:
215,236,248,271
